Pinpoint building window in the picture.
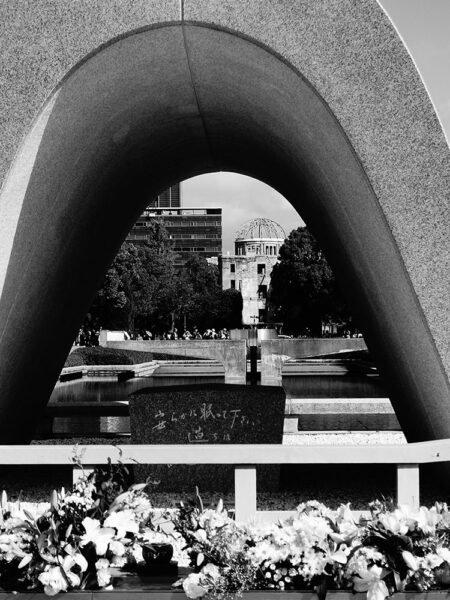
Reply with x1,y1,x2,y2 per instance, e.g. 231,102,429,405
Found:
258,284,267,299
238,280,242,291
230,264,235,273
257,264,265,274
230,280,235,289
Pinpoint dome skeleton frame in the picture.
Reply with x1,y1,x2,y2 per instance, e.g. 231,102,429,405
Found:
235,218,286,241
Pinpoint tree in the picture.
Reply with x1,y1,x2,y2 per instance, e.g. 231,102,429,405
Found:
268,227,350,336
215,288,243,329
182,255,222,331
90,227,243,335
90,220,177,331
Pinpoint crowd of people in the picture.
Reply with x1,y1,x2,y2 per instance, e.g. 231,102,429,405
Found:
75,327,100,346
74,325,231,346
75,324,361,346
160,327,230,340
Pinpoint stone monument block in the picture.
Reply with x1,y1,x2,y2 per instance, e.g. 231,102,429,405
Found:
129,383,286,492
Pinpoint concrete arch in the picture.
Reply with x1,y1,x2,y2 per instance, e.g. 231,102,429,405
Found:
0,1,449,443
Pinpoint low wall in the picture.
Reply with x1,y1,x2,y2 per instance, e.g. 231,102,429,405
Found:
261,338,368,386
106,340,246,384
230,328,279,345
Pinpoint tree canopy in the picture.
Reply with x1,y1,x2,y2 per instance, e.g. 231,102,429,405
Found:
89,220,179,331
268,227,351,336
88,221,242,334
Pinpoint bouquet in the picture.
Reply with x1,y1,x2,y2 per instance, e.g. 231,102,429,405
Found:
174,496,450,600
0,456,158,595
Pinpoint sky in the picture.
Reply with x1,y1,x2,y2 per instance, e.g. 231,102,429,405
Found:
181,1,450,254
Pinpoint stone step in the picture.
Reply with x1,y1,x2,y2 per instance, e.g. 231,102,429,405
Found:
286,397,394,414
284,397,400,431
284,413,400,432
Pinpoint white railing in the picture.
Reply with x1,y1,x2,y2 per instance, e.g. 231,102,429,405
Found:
1,440,449,521
0,439,450,521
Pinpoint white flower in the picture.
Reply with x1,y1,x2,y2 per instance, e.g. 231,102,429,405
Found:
97,568,112,587
193,529,208,543
423,553,443,570
402,550,420,572
437,547,450,564
62,546,88,573
292,514,331,545
104,510,139,539
109,540,126,557
198,509,230,531
95,558,112,587
395,505,419,531
95,558,110,570
38,566,67,596
38,564,80,596
183,573,208,599
80,517,116,556
65,552,88,573
202,563,221,581
353,565,389,600
130,542,144,563
378,512,409,536
416,507,440,534
327,546,349,565
111,555,127,568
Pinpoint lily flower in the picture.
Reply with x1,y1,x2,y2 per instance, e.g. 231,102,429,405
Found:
353,565,389,600
38,560,81,597
402,550,420,572
416,507,440,534
80,517,115,556
104,510,139,539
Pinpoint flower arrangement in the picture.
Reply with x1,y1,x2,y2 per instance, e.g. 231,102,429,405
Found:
0,456,163,595
2,457,450,600
174,497,450,600
173,491,258,598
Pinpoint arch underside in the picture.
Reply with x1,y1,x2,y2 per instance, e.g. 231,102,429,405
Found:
0,21,449,443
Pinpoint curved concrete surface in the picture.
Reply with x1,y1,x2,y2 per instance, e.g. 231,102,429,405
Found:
0,2,449,442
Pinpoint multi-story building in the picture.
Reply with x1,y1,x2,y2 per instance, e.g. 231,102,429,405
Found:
127,183,222,267
146,183,181,208
220,218,285,325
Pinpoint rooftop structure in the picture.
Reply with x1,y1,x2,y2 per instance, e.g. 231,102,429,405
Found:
236,218,286,241
147,183,180,208
234,218,285,257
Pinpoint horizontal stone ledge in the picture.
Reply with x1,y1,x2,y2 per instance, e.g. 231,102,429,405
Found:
2,440,450,465
283,414,401,432
287,398,393,414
